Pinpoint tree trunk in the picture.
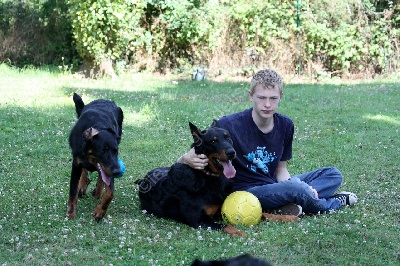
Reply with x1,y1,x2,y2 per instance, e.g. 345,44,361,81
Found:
78,58,117,79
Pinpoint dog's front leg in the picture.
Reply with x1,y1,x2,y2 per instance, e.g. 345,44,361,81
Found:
92,175,104,199
93,180,114,222
67,162,82,219
77,168,91,197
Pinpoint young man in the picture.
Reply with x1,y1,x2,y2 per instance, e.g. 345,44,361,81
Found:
178,69,357,215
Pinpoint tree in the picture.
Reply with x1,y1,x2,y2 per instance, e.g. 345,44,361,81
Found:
67,0,143,78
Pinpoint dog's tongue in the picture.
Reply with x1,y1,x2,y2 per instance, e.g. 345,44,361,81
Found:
98,163,112,186
222,160,236,178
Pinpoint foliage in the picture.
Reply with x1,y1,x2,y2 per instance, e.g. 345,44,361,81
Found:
228,0,296,47
301,1,367,73
127,0,217,71
42,0,77,65
298,0,400,75
366,2,400,73
0,0,399,76
0,0,74,66
67,0,143,64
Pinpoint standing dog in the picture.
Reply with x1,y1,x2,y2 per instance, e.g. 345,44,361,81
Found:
67,93,123,221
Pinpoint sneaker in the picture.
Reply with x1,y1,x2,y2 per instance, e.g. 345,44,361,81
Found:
331,191,358,206
277,204,303,216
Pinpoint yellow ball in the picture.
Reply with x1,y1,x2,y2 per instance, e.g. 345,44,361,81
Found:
221,191,262,226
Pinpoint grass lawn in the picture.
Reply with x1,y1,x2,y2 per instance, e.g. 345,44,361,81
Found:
0,64,399,265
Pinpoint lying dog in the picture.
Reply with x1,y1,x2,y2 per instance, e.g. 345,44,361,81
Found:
135,121,242,235
67,93,124,221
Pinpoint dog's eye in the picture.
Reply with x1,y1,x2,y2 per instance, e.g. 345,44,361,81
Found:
210,139,218,144
223,132,231,139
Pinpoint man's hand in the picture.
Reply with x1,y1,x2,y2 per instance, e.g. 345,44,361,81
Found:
177,148,208,169
309,185,318,199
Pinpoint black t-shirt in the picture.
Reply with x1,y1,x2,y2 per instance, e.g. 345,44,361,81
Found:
216,108,294,191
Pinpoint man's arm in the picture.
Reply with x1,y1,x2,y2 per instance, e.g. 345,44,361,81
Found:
276,160,319,198
275,161,291,182
177,147,208,169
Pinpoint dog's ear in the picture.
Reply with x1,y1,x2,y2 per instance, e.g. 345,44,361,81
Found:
189,122,202,149
189,122,198,133
73,93,85,118
210,119,218,128
83,127,100,140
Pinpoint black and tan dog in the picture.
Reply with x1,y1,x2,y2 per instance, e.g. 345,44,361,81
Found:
135,121,242,234
67,93,123,221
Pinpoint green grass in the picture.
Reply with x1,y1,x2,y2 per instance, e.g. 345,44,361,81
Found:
0,64,399,265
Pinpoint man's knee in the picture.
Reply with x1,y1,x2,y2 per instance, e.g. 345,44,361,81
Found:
326,167,343,183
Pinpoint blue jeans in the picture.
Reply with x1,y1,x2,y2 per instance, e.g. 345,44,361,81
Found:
246,167,342,213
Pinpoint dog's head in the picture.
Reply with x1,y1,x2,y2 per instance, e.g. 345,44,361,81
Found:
189,121,236,178
82,127,121,184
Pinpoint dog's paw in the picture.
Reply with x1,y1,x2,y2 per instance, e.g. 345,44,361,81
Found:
66,210,76,219
93,208,106,222
78,189,87,198
66,200,77,219
223,224,246,236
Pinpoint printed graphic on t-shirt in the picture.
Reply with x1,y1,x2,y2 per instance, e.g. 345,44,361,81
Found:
244,146,277,174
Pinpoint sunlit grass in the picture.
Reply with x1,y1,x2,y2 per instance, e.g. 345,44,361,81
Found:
363,114,400,126
0,64,399,265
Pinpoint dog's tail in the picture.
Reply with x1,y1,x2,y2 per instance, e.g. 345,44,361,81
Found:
73,93,85,118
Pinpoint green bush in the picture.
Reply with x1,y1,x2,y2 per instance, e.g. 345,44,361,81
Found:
228,0,296,47
301,0,368,73
125,0,217,71
67,0,143,65
0,0,73,66
0,0,399,76
299,0,399,75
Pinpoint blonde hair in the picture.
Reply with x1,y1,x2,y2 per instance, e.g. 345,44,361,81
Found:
250,69,283,93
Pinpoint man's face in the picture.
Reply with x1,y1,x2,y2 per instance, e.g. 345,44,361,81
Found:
249,84,282,120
